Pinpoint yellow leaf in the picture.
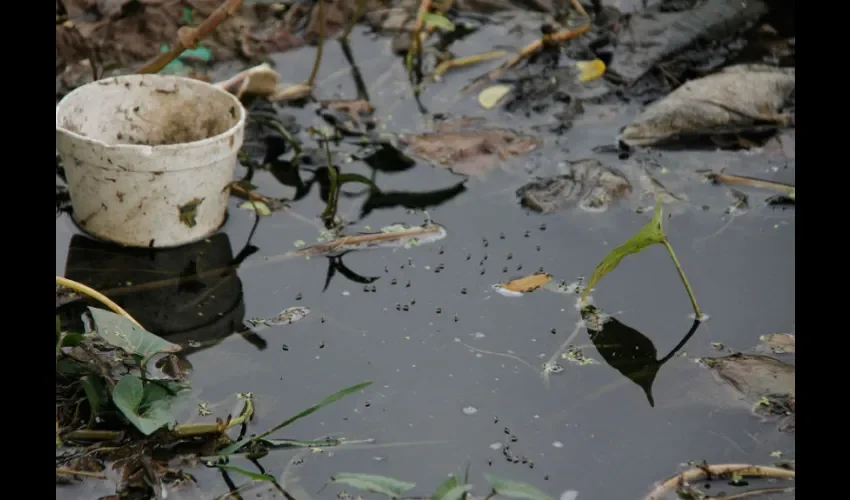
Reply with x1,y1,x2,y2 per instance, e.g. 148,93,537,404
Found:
575,59,606,82
499,273,552,293
478,85,512,110
239,201,272,216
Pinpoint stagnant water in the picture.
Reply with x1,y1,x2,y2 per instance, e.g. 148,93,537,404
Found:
56,17,795,500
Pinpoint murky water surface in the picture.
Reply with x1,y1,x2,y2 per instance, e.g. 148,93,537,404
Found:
56,16,794,500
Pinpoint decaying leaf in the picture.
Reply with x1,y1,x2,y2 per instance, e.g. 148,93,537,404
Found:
296,223,447,257
248,307,310,327
575,59,606,82
619,65,795,148
698,353,795,406
478,85,512,109
404,128,540,177
178,198,204,228
517,159,632,213
757,333,795,354
494,273,552,296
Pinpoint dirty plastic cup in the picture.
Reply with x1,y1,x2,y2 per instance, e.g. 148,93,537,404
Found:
56,74,246,248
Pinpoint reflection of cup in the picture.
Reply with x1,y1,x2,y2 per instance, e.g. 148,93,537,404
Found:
60,233,245,354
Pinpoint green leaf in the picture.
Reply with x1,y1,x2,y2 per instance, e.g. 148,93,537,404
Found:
484,475,554,500
180,46,212,63
80,375,107,417
418,11,455,32
440,485,474,500
112,375,181,436
433,478,473,500
581,200,665,304
432,476,459,500
331,473,415,498
218,381,372,455
60,333,85,348
337,173,381,192
89,308,181,359
214,464,275,482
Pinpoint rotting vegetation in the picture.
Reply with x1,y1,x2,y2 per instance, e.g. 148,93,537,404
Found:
57,0,795,498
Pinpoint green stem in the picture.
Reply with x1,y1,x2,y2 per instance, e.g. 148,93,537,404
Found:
172,399,254,438
306,0,326,87
661,238,703,320
338,0,366,42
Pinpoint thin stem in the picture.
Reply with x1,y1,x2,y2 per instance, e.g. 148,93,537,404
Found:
56,468,107,479
338,0,366,42
306,0,326,87
56,276,143,328
661,239,703,319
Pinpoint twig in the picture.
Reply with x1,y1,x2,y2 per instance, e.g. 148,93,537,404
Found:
63,429,122,441
136,0,244,74
56,468,107,479
338,0,366,42
702,171,795,196
661,239,703,320
56,276,143,328
462,24,590,93
306,0,326,88
644,464,795,500
570,0,589,18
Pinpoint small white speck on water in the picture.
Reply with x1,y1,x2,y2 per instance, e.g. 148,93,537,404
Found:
475,353,483,358
462,406,479,415
553,441,564,448
472,332,486,339
342,290,350,296
560,490,578,500
411,364,416,368
489,442,502,450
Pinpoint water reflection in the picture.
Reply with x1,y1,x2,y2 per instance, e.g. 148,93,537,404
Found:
582,307,701,407
58,233,262,356
360,181,467,218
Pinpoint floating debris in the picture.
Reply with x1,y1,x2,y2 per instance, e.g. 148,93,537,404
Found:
757,333,795,354
296,223,447,257
478,85,513,109
575,59,606,82
493,273,552,296
620,65,795,148
462,406,479,415
517,160,632,213
239,200,272,216
248,307,310,327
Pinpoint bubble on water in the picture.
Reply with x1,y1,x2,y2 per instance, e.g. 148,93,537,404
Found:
553,441,564,448
472,332,486,339
489,442,502,450
342,290,350,296
463,406,478,415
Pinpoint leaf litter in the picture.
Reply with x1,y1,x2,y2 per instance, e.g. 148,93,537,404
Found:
619,64,795,147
